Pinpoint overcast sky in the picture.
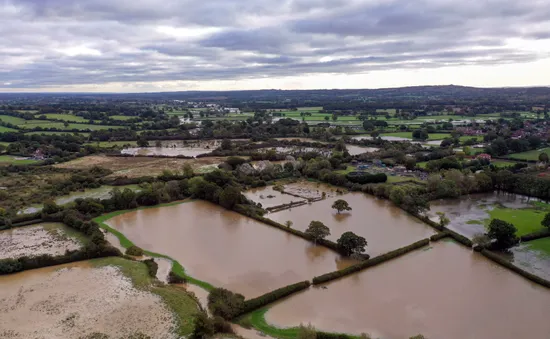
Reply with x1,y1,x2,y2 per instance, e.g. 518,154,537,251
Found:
1,0,549,92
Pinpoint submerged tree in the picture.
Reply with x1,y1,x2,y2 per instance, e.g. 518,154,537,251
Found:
436,212,450,228
487,218,517,249
337,231,367,256
305,221,331,245
332,199,352,214
285,220,293,228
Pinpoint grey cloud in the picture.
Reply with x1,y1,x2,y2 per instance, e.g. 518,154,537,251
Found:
1,0,550,89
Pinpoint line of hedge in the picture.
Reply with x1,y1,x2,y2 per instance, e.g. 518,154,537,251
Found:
106,153,195,159
235,280,311,319
520,229,550,242
430,232,450,241
312,238,430,285
0,211,43,228
250,215,353,257
442,227,473,247
480,250,550,288
265,201,307,213
0,245,120,275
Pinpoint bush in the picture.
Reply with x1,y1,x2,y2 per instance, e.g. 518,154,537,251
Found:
237,281,311,317
441,227,473,247
519,229,550,242
312,239,429,285
167,269,186,284
143,258,158,278
207,288,245,320
126,245,144,256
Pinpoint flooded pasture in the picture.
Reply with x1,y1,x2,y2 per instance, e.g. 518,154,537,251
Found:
121,139,248,157
19,184,141,215
428,192,538,238
0,223,83,259
105,201,358,298
269,187,435,256
244,186,306,208
265,241,550,339
0,260,178,339
505,238,550,280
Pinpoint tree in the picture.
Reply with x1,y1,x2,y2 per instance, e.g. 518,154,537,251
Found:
221,139,232,150
305,221,331,244
297,324,317,339
218,186,241,210
436,212,450,228
285,220,293,228
404,157,416,170
207,288,245,320
370,130,380,138
190,312,215,339
542,212,550,229
363,121,374,131
137,138,149,147
337,231,367,256
331,199,352,214
324,116,330,121
487,219,517,249
539,152,549,163
412,129,428,141
63,121,69,128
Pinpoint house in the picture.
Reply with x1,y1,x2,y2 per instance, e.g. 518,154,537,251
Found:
476,153,491,161
32,149,45,160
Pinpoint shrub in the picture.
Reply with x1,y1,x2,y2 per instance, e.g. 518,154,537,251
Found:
207,288,245,320
126,245,144,256
143,258,158,278
167,269,186,284
430,232,449,242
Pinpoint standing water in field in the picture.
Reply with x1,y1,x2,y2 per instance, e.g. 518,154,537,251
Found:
265,241,550,339
105,201,358,298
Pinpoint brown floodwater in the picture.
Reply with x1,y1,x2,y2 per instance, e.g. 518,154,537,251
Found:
244,186,306,208
265,241,550,339
270,191,435,256
428,192,538,238
105,201,358,298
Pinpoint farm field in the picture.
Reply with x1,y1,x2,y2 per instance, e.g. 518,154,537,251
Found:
0,125,18,132
0,114,27,125
24,131,90,136
110,115,136,120
381,132,451,140
509,148,550,161
19,122,125,131
41,113,92,122
0,155,39,165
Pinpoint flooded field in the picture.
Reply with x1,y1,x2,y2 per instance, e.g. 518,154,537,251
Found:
270,188,435,256
428,192,538,238
56,155,226,178
0,223,83,259
345,145,379,156
121,139,224,157
0,260,179,339
506,238,550,280
265,241,550,339
351,135,412,141
105,201,357,298
18,184,140,215
244,186,305,208
280,181,340,200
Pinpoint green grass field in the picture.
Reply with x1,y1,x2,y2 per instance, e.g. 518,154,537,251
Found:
0,155,40,165
15,119,53,126
86,140,138,147
42,114,91,122
526,237,550,256
487,207,546,236
0,115,27,125
459,135,484,142
19,122,125,131
0,125,18,132
381,132,451,140
110,115,136,120
24,131,90,137
417,161,428,169
491,160,518,168
509,148,550,161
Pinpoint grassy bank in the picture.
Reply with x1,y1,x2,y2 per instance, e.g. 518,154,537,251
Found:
93,200,215,291
487,207,546,236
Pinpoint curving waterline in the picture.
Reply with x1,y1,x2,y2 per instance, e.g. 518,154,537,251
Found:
94,199,359,339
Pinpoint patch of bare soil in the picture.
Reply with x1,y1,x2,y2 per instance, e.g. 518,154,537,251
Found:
55,155,226,178
0,224,81,259
0,263,177,339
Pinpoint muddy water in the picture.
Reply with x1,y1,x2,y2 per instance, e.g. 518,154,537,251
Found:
0,260,177,339
506,239,550,280
106,201,357,298
265,241,550,339
345,145,379,156
244,186,306,208
121,139,236,157
270,192,435,256
18,184,141,215
428,192,537,238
